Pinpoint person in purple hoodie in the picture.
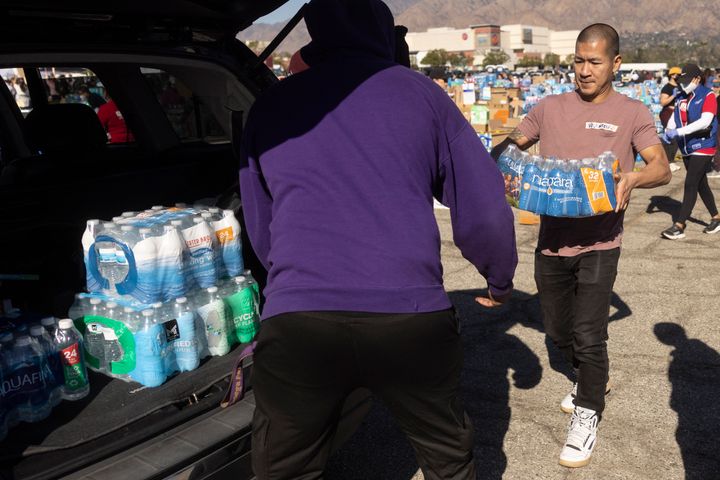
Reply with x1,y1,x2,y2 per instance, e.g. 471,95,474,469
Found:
239,0,517,478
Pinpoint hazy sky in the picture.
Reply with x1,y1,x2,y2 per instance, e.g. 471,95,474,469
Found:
256,0,306,24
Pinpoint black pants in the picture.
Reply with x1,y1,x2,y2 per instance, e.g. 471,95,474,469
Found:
677,155,719,225
251,309,475,480
663,138,678,163
534,248,620,414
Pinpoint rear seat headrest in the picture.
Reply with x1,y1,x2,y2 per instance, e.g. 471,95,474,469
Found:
25,103,108,153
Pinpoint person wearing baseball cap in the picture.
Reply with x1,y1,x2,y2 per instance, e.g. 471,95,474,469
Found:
660,67,683,167
661,64,720,239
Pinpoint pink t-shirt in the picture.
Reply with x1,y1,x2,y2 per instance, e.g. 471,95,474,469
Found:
518,90,660,256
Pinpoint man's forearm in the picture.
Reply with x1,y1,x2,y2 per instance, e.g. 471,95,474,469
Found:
635,151,672,188
490,129,533,160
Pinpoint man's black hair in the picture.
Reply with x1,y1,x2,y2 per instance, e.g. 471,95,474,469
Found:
576,23,620,58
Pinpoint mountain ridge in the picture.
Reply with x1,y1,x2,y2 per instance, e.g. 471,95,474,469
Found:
238,0,720,64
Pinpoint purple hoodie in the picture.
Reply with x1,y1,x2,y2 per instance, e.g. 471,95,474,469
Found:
239,0,517,319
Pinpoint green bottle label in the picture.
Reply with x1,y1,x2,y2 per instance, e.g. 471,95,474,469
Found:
60,342,88,391
227,287,258,343
73,315,136,374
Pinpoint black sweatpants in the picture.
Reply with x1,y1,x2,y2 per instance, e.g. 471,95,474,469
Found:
677,155,719,225
251,309,476,480
534,248,620,414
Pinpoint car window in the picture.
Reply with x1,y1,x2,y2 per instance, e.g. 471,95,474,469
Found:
38,67,135,144
1,67,32,115
142,68,228,143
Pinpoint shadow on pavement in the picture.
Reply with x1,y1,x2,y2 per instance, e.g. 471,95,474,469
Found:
326,288,633,479
645,195,706,226
325,397,420,480
654,323,720,480
449,289,543,480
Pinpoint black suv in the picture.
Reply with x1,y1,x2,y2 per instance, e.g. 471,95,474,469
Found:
0,2,370,479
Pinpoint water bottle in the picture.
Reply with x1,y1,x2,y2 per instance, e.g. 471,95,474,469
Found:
172,297,200,372
101,302,124,372
243,269,261,318
216,210,244,277
535,159,552,215
153,302,178,376
599,152,618,210
135,227,160,305
579,158,596,216
67,294,89,322
82,220,103,293
189,293,210,360
122,306,140,332
497,144,519,175
0,352,9,441
97,222,119,294
130,309,167,387
519,155,541,213
55,319,90,400
158,224,187,301
30,325,62,407
7,335,52,422
116,225,138,289
201,211,226,278
545,160,564,217
0,333,19,430
185,217,218,289
197,286,230,356
226,276,260,344
40,316,57,337
0,332,14,351
84,298,107,373
565,160,582,217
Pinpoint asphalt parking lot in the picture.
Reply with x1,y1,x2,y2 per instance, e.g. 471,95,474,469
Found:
325,164,720,479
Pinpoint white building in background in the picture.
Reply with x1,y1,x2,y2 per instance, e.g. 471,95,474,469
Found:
406,27,476,66
501,24,551,58
549,30,580,57
405,23,580,67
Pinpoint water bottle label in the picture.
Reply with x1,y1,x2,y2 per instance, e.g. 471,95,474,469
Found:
75,316,136,375
197,301,230,356
580,167,616,214
2,363,47,397
60,343,88,391
215,227,234,244
226,288,258,343
163,319,180,342
182,224,217,288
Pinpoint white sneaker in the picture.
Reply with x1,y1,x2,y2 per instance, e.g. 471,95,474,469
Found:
559,406,599,468
669,163,681,172
560,380,612,414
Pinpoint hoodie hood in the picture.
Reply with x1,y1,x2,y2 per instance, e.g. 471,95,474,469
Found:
300,0,395,66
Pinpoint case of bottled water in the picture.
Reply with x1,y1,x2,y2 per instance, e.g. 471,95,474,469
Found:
0,314,91,442
498,146,619,217
67,270,260,388
83,206,244,305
